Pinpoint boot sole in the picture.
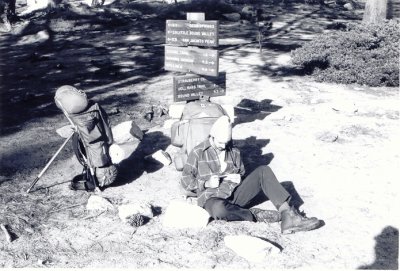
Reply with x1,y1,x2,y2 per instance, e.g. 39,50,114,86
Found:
282,219,322,234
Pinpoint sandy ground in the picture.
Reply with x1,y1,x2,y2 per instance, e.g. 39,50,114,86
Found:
0,0,399,268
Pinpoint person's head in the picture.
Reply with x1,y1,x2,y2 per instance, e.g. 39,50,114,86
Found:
209,115,232,151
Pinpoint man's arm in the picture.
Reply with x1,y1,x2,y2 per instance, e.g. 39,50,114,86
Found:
181,150,207,193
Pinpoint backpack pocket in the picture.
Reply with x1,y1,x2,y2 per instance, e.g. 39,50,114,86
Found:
171,120,188,148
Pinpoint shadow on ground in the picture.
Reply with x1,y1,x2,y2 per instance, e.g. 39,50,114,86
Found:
358,226,399,270
0,0,363,137
113,130,171,187
0,1,167,136
233,98,282,127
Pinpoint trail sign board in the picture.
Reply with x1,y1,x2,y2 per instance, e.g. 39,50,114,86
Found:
165,46,219,77
173,73,226,102
166,20,219,47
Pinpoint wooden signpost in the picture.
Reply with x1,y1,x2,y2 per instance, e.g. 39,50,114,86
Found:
166,20,219,47
165,46,219,77
165,13,226,102
173,73,226,102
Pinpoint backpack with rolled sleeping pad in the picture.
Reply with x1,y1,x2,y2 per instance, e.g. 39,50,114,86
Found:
54,86,118,190
171,96,228,171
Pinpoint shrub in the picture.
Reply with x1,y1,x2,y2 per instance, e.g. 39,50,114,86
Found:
291,19,400,87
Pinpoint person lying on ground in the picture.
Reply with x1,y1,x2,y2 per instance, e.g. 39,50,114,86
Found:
180,115,322,234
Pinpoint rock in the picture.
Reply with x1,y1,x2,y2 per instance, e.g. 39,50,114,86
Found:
275,54,292,66
17,30,50,45
163,200,210,229
224,235,280,262
344,3,354,10
56,125,74,139
112,121,143,144
143,105,154,122
153,104,168,117
25,0,50,13
316,131,339,143
109,142,139,164
118,203,153,222
241,5,255,19
144,150,172,166
86,195,114,211
222,13,241,22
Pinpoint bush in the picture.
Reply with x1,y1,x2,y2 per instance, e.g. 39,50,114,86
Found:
291,20,400,87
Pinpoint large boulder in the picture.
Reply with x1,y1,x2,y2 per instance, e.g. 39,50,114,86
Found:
112,120,143,144
224,235,280,262
163,200,210,229
109,142,139,164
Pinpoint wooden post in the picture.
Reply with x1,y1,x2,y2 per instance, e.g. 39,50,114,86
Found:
165,13,226,103
187,12,205,21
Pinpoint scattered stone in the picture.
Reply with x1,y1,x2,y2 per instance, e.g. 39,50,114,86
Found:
224,235,280,262
153,104,169,117
56,125,74,139
317,131,339,143
86,195,114,211
17,30,49,46
344,3,354,10
144,150,172,166
275,54,292,66
163,200,210,229
118,202,153,222
241,5,255,19
0,20,12,33
222,13,241,22
108,107,120,115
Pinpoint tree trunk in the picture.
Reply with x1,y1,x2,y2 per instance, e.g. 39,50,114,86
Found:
363,0,388,24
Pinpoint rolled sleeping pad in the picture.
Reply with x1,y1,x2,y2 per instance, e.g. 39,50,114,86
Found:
55,85,88,114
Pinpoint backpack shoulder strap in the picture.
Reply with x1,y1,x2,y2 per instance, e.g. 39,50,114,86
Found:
95,103,114,145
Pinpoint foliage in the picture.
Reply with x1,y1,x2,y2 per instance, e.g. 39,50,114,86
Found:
291,19,400,87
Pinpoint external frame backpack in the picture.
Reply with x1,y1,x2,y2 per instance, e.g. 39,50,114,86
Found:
55,86,117,190
68,102,118,188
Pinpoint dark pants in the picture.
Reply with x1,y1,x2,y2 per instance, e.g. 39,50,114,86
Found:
204,166,290,222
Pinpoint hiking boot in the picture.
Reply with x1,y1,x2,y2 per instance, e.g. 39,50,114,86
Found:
280,207,321,234
250,208,281,223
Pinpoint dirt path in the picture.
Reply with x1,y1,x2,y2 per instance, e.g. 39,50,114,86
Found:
1,1,398,268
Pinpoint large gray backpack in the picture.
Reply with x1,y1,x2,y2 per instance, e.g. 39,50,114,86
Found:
171,97,227,171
